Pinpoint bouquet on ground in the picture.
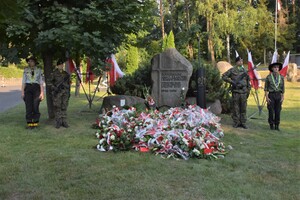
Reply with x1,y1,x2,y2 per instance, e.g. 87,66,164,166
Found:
95,105,227,159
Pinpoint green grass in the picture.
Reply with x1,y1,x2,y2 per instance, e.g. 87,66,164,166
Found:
0,65,24,78
0,82,299,200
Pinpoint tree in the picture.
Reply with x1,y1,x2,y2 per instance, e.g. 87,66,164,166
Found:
162,30,175,51
1,0,156,118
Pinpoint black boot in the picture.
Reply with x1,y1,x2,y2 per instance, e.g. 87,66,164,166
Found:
270,124,274,130
240,124,248,129
26,123,33,129
55,119,62,129
61,118,69,128
275,124,280,131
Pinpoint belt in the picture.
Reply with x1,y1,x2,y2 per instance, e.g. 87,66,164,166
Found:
26,83,39,85
269,91,282,94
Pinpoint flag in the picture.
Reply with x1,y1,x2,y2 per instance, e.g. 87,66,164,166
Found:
277,0,282,11
247,49,261,90
280,51,290,77
85,57,94,83
106,54,124,87
65,58,76,74
271,50,278,63
235,50,239,59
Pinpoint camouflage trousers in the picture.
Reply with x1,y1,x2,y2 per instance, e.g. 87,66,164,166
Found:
53,91,69,121
231,92,248,126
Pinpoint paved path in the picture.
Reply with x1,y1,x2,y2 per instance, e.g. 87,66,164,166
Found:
0,82,23,113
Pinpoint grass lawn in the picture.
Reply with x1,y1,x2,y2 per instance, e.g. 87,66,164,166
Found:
0,80,299,200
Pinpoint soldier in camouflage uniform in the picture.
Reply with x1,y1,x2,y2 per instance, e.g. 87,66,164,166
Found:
222,56,251,129
50,59,71,128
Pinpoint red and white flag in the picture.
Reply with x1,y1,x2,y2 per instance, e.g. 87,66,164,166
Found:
277,0,282,11
280,51,290,77
86,57,95,83
271,49,278,63
247,49,261,90
65,58,76,74
106,54,124,87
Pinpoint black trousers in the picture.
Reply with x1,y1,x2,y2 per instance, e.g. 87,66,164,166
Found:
267,92,282,125
24,83,41,123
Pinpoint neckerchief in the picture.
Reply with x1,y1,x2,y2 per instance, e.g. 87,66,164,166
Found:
271,73,280,90
30,67,36,83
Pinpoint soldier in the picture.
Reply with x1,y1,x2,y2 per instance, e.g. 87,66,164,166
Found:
264,62,285,131
222,56,251,129
21,56,44,129
50,59,71,128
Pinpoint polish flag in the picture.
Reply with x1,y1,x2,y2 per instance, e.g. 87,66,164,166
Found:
86,57,94,83
271,49,278,63
280,51,290,77
106,54,124,87
65,58,75,74
278,0,282,11
247,49,261,90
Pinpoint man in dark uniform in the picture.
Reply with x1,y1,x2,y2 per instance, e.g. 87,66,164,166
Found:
222,56,251,129
264,62,285,131
21,56,44,129
50,59,71,128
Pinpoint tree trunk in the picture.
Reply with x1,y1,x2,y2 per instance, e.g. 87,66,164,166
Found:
207,19,215,65
170,0,174,32
42,52,55,119
263,48,266,66
226,34,230,63
225,0,230,63
160,0,165,39
188,42,194,59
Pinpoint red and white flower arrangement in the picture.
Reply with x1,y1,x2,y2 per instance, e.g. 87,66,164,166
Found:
95,105,226,160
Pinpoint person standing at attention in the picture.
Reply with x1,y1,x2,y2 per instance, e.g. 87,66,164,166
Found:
50,59,71,128
264,62,284,131
21,56,44,129
222,56,251,129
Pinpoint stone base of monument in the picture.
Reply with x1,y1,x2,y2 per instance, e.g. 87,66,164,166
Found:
185,97,222,115
100,95,146,114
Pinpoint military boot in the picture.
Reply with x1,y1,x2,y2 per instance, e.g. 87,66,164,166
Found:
275,124,280,131
55,118,62,129
61,118,69,128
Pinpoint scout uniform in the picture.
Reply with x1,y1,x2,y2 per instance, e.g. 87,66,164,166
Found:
50,59,71,128
222,56,251,129
22,57,44,129
264,62,285,131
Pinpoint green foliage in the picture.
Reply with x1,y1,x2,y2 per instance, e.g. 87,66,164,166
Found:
1,0,156,71
162,31,175,51
0,65,24,78
166,30,175,49
162,34,168,51
111,64,152,98
147,40,162,58
125,45,139,75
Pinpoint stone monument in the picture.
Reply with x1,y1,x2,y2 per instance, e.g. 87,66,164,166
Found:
151,48,193,107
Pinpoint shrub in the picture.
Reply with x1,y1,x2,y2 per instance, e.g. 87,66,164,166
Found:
111,63,152,98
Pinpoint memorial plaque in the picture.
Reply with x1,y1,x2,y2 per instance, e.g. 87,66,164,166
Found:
151,48,193,107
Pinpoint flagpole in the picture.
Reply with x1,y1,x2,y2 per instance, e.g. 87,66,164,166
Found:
275,0,278,51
